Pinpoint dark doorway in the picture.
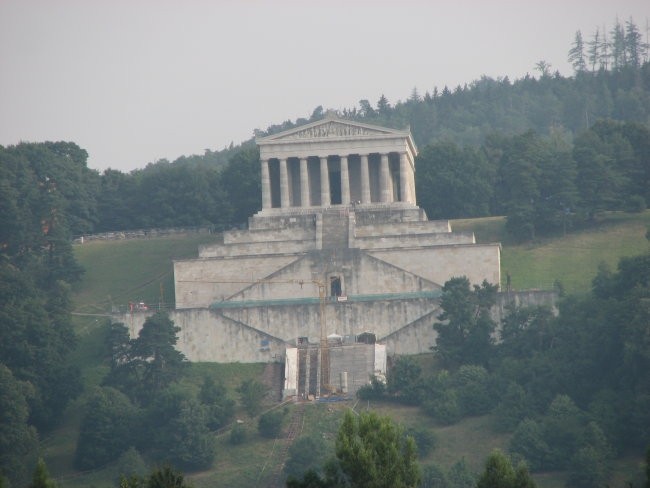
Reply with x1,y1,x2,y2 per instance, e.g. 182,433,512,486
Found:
330,276,342,297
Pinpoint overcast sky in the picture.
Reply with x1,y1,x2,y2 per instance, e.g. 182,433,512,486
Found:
1,1,648,172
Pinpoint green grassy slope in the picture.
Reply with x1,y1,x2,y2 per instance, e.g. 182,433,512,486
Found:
452,211,650,293
44,214,649,487
72,233,217,313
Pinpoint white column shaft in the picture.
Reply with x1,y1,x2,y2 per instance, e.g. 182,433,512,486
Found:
300,157,309,207
360,154,370,204
409,164,417,204
380,153,390,203
280,158,290,208
399,152,409,203
340,156,350,205
261,159,271,209
320,157,330,206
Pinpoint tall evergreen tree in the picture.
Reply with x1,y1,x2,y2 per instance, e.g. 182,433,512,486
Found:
568,30,587,73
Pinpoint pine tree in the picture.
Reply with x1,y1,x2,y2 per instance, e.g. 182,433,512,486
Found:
568,30,587,73
587,28,601,71
625,18,643,67
610,18,627,68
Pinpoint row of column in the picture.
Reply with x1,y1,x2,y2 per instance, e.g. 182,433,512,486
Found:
261,153,413,210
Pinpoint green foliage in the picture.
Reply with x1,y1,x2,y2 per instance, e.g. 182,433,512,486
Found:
422,371,461,425
0,260,82,431
446,459,475,488
356,376,386,401
160,399,216,471
509,419,549,471
219,146,261,224
28,459,58,488
75,386,138,470
258,409,286,439
0,365,38,487
334,409,420,488
237,379,267,417
434,277,497,368
105,313,186,405
387,356,422,404
138,465,191,488
198,376,235,430
229,423,247,445
493,382,529,432
415,141,493,220
114,447,148,484
420,463,448,488
476,450,537,488
453,365,493,417
284,435,328,480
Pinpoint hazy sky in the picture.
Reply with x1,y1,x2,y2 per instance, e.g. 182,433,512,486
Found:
1,1,648,172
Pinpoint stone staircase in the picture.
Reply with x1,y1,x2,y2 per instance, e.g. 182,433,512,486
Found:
321,209,349,249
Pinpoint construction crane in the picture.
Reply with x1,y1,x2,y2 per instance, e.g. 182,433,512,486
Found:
178,277,332,395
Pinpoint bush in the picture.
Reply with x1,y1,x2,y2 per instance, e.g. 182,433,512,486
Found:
258,409,285,438
420,463,448,488
237,379,267,416
229,423,248,445
454,365,493,416
74,387,138,470
114,447,147,484
423,389,461,425
509,419,549,471
284,435,327,480
357,376,385,400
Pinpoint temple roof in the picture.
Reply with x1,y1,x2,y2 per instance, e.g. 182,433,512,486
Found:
257,114,417,155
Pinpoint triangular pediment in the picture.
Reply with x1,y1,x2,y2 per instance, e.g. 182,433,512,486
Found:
257,115,409,143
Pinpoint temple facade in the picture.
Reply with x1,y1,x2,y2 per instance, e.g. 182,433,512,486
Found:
257,113,417,210
118,115,504,398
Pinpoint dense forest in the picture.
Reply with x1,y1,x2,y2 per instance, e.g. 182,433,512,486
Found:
0,17,649,487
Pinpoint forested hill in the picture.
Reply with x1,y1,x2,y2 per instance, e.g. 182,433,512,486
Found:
262,61,650,151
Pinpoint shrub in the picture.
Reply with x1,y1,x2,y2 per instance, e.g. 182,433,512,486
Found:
258,409,285,438
229,423,248,445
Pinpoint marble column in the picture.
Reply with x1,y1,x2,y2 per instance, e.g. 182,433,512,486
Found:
261,159,271,209
279,158,290,208
380,153,390,203
409,165,416,204
360,154,370,204
320,156,330,206
340,155,350,205
399,152,409,203
300,157,309,207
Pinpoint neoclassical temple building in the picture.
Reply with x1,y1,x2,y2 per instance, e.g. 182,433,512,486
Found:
257,114,417,210
120,115,503,398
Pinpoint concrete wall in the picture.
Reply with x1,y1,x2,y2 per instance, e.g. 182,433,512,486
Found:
370,244,501,289
198,239,316,258
173,255,300,308
115,296,438,363
354,232,475,249
223,227,315,244
492,290,559,322
354,220,451,237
